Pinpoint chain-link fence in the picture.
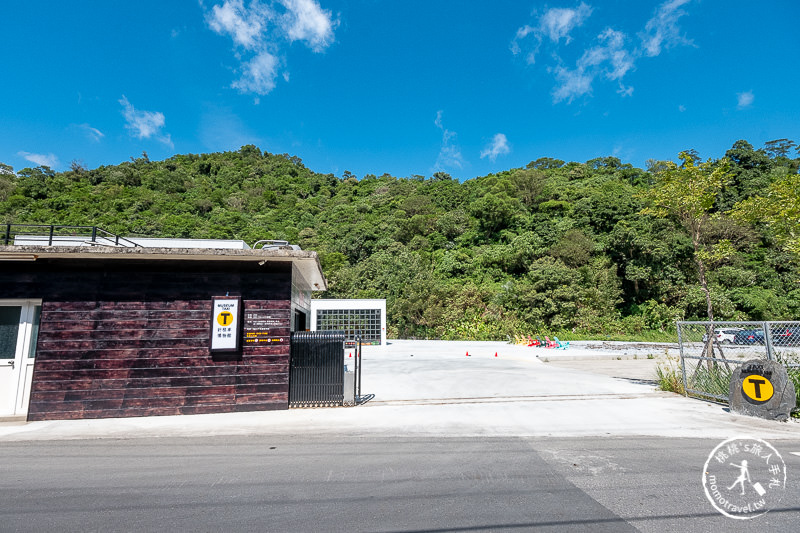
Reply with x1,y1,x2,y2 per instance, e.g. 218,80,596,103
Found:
677,321,800,402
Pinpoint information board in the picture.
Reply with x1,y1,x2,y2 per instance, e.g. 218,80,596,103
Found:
210,297,241,352
243,309,290,345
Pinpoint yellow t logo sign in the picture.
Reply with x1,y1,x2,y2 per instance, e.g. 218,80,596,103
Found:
217,312,233,326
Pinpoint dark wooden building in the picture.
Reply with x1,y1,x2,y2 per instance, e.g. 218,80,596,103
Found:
0,240,326,421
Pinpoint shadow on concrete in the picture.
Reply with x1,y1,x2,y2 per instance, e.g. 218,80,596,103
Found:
617,377,658,386
357,393,376,405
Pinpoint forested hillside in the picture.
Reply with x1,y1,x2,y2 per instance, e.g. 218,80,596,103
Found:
1,140,798,340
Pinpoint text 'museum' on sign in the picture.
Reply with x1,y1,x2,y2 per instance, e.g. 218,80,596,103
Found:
210,296,241,352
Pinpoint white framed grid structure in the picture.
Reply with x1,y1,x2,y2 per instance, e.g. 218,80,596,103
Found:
310,299,386,345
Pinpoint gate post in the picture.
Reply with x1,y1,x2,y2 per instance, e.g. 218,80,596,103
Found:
677,321,689,396
764,321,775,361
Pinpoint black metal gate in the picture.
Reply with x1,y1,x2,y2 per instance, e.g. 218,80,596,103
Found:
289,331,345,407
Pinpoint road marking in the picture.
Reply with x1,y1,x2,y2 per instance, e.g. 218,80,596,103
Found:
369,392,666,406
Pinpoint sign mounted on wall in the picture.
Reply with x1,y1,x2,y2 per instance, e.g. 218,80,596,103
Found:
210,296,241,353
243,309,290,345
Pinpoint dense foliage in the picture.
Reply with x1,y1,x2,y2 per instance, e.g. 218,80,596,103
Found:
1,139,798,340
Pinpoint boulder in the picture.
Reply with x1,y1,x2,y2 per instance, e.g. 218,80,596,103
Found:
729,359,796,421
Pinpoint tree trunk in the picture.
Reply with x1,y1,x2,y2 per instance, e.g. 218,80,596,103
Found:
693,228,716,369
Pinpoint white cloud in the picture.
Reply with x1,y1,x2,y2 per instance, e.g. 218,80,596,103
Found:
433,110,447,135
541,3,593,43
436,145,464,171
616,83,634,97
480,133,511,162
232,51,280,94
553,27,636,102
205,0,336,96
119,96,173,148
207,0,269,50
512,25,535,50
552,65,594,103
640,0,693,57
279,0,334,51
433,111,464,170
17,151,60,168
596,29,634,80
737,90,754,109
515,0,695,104
76,123,105,142
511,2,592,64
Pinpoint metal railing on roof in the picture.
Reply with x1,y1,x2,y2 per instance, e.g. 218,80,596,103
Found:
252,239,301,250
252,239,290,249
2,224,141,248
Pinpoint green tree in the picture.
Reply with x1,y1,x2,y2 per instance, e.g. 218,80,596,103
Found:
2,143,796,340
0,162,14,176
470,192,520,235
0,162,15,202
606,217,691,305
720,140,772,209
639,152,732,323
16,166,55,200
732,172,800,259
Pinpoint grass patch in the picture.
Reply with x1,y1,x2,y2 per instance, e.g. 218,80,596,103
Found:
775,352,800,418
655,348,800,417
687,363,732,399
655,356,685,395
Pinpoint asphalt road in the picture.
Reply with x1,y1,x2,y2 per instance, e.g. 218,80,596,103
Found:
3,435,800,532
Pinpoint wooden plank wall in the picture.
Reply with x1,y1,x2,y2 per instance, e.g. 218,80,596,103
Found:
0,259,295,421
27,299,290,420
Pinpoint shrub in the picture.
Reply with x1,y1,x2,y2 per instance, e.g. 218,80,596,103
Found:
656,355,686,395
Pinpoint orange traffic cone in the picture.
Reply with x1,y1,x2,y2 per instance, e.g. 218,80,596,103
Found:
466,351,470,357
348,352,352,358
494,352,498,357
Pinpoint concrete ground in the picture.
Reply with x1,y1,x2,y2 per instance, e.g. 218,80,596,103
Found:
0,339,797,441
544,359,660,382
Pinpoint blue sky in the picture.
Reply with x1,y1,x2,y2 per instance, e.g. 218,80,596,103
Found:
2,0,799,180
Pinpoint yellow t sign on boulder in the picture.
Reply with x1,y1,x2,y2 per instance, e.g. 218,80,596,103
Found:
729,359,795,421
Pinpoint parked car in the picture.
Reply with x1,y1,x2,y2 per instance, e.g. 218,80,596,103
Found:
702,327,743,344
734,329,765,345
771,326,800,346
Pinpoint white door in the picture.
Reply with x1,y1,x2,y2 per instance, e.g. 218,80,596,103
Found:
0,300,41,417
